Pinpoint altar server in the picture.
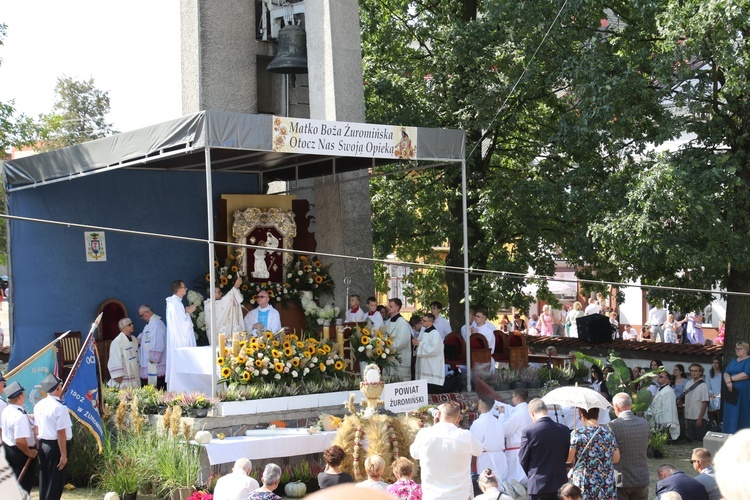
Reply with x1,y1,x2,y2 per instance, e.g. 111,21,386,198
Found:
347,294,367,322
165,279,197,388
499,389,533,483
364,297,385,331
386,298,412,382
471,395,508,482
412,313,445,392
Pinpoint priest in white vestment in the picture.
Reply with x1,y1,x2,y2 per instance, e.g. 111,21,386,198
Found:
386,298,412,382
413,313,445,390
204,276,245,336
137,305,167,389
243,290,281,335
108,318,141,388
646,370,680,440
165,280,197,389
471,396,508,482
499,391,533,483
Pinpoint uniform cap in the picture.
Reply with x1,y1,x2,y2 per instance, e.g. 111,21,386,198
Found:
41,374,62,393
3,381,24,399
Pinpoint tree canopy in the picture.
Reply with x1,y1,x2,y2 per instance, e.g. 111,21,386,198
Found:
362,0,750,354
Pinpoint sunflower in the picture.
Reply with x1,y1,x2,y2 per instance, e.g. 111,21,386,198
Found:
377,331,384,339
287,333,299,342
375,339,383,348
376,347,383,356
237,355,247,364
386,338,393,346
229,254,236,260
284,347,294,357
231,265,239,272
238,340,247,348
283,341,291,349
205,273,211,281
313,260,322,268
334,360,344,371
307,346,316,356
274,362,284,373
319,362,326,372
242,371,251,382
362,328,370,336
241,284,249,291
219,276,228,286
291,357,300,367
300,255,308,262
323,344,332,354
296,341,305,349
216,357,225,366
361,335,371,345
317,348,326,356
271,349,282,359
245,347,255,356
272,340,280,347
303,265,312,272
315,275,323,283
221,367,231,378
255,359,264,368
264,331,274,340
214,260,219,268
257,341,266,349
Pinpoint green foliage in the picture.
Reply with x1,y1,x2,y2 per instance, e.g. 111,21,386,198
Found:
36,75,117,151
66,422,102,487
362,0,750,350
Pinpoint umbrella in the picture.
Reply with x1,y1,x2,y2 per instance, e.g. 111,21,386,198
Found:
542,386,613,411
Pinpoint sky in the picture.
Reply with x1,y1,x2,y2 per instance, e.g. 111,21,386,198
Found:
0,0,182,134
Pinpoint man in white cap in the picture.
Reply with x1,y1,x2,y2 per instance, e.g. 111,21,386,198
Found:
34,374,73,500
1,381,36,492
213,457,260,500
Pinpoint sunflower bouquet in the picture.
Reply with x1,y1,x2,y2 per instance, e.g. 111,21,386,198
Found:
283,255,335,297
216,330,349,386
347,323,400,373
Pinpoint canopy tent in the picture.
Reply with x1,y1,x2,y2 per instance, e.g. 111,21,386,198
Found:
2,110,472,391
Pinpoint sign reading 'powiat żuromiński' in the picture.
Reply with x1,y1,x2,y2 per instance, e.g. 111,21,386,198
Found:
272,116,418,159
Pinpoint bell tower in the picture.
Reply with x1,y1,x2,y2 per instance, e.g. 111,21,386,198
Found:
180,0,373,312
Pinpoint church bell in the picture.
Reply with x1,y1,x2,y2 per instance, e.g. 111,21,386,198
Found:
266,24,309,75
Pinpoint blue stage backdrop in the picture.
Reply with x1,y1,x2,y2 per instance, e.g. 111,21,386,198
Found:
8,169,259,368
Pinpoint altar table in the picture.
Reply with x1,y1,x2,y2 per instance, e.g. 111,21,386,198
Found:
200,429,337,465
170,346,214,394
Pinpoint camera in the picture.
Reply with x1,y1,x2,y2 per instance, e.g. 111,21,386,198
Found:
427,407,440,418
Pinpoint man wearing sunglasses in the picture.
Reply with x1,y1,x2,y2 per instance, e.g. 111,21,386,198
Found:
646,370,680,441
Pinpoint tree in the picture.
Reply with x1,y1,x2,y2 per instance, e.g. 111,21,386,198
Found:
362,0,750,355
37,75,117,151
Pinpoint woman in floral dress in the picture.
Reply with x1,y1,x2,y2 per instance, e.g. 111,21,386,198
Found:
248,463,282,500
567,407,620,500
386,457,422,500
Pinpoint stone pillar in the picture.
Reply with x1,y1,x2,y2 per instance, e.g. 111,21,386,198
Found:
180,0,259,114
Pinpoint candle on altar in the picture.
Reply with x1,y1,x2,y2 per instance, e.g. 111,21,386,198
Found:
218,334,226,358
337,328,345,357
232,332,240,356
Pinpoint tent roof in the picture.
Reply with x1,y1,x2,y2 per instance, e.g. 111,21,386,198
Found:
2,110,465,191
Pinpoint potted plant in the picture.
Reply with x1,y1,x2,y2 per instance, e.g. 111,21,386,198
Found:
508,369,526,389
522,367,542,389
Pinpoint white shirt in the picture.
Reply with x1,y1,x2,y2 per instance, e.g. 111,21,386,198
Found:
648,307,668,327
204,287,245,336
623,328,638,340
584,303,602,315
473,321,496,353
212,469,260,500
433,313,452,340
1,404,35,448
410,421,483,500
471,412,508,482
33,395,73,440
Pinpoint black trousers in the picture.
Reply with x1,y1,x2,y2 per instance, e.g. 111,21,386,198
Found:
141,376,166,390
39,439,66,500
3,442,36,493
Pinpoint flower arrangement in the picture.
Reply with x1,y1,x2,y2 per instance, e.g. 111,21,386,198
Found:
216,331,350,386
348,323,400,373
283,255,335,297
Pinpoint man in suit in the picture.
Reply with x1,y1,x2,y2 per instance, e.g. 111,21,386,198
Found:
655,465,708,500
608,392,650,500
519,398,570,500
690,448,721,500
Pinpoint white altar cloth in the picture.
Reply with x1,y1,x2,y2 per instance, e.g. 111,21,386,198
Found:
200,429,337,465
170,346,214,394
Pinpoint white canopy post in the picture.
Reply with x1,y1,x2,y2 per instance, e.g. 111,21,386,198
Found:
204,146,217,399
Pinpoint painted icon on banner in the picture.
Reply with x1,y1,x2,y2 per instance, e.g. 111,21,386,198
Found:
85,231,107,262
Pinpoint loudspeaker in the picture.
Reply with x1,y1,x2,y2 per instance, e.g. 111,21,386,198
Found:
576,314,612,343
703,431,732,457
